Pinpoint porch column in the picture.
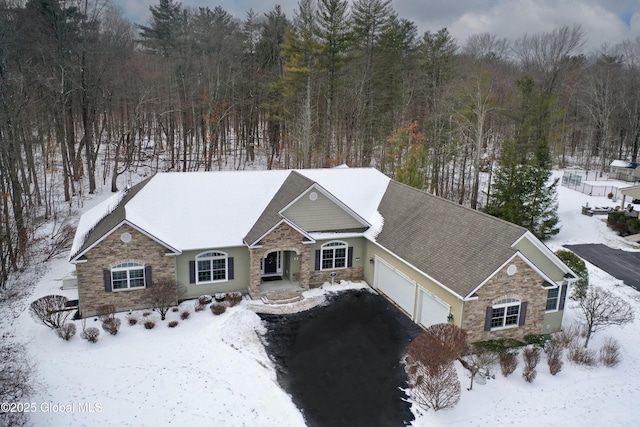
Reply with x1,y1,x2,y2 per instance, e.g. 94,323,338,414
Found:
248,248,262,295
299,249,310,290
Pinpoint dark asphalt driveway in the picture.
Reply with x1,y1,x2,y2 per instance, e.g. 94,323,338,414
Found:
259,289,423,427
564,244,640,291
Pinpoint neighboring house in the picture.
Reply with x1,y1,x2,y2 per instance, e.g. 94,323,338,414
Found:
69,167,576,342
610,160,640,182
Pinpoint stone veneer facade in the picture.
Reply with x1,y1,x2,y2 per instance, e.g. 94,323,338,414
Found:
462,257,548,343
75,224,176,317
248,222,311,295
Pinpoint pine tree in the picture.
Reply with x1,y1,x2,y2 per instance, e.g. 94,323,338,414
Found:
484,77,560,240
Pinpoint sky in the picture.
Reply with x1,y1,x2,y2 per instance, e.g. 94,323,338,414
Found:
10,168,640,426
113,0,640,53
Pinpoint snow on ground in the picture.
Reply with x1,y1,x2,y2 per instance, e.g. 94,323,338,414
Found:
5,169,640,426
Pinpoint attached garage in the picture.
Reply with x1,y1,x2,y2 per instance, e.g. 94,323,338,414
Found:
374,258,416,316
374,257,450,328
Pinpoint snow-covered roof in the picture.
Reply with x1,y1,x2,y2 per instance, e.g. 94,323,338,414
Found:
610,160,634,168
71,168,391,257
70,190,126,257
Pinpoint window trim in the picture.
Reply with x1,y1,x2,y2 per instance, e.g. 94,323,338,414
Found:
195,251,228,284
490,298,521,330
545,287,560,312
111,262,146,291
320,241,348,270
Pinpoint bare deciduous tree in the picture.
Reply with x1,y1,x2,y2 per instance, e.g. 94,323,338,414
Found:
149,278,183,320
578,286,634,347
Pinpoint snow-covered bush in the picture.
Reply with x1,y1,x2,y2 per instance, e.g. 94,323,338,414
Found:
29,295,71,329
180,310,191,320
567,341,597,366
198,295,212,305
226,291,243,307
126,314,138,326
522,347,540,383
143,320,156,330
55,323,77,341
210,303,227,315
81,327,100,343
168,321,179,328
102,317,121,336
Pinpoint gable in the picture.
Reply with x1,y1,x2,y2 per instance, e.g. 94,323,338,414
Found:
281,186,368,233
512,234,572,282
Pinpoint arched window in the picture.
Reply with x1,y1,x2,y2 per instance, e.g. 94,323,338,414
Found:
490,298,521,329
111,262,145,290
321,241,348,270
196,251,228,283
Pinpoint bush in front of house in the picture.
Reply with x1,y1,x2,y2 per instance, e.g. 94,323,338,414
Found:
210,303,227,315
599,337,621,367
168,321,179,328
180,310,191,320
29,295,71,329
102,317,122,336
126,314,138,326
522,347,540,383
198,295,213,305
545,339,564,375
55,323,77,341
81,326,100,343
567,341,597,366
143,320,156,330
226,291,243,307
499,351,518,377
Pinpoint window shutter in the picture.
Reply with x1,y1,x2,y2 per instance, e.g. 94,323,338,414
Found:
315,250,321,270
189,261,196,284
559,285,568,310
484,307,492,331
103,269,112,293
145,266,152,288
228,257,234,280
347,247,354,267
519,301,528,326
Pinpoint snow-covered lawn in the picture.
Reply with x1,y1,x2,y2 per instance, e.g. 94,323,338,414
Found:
5,170,640,426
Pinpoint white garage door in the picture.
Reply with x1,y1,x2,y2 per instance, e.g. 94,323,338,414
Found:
374,258,416,316
417,289,450,328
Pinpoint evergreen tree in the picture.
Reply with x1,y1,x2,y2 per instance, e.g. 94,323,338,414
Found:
484,77,560,240
137,0,185,57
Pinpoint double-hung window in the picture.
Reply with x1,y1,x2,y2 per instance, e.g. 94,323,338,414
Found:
546,287,560,311
196,251,227,283
491,298,521,329
111,262,145,290
321,241,347,270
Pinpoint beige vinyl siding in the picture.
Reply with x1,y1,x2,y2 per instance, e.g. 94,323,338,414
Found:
176,247,250,299
514,237,566,282
363,240,464,327
282,190,364,232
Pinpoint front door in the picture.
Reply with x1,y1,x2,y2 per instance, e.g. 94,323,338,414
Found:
261,251,283,276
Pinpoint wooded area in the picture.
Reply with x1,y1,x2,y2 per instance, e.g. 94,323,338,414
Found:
1,0,640,288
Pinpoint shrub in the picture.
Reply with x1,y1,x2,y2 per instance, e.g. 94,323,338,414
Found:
198,295,212,305
555,250,589,301
168,321,179,328
556,323,582,349
149,277,181,320
226,291,243,307
143,320,156,330
101,317,122,336
56,323,77,341
81,327,100,343
126,314,138,326
407,325,467,373
499,351,518,377
407,362,460,411
29,295,71,329
214,293,226,302
567,341,598,366
142,311,152,317
522,347,540,383
599,337,621,367
210,303,227,315
180,310,191,320
545,339,564,375
172,307,180,312
96,304,117,323
524,334,552,349
194,301,207,312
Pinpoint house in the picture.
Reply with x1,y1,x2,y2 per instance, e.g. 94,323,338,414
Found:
69,167,576,342
610,160,640,183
